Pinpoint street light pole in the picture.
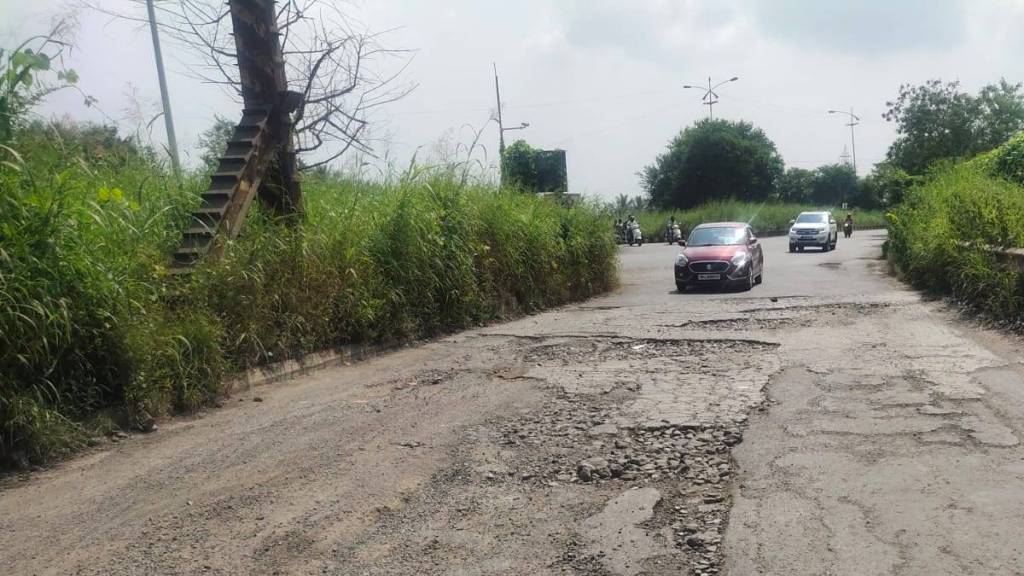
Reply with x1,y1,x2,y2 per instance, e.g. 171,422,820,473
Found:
828,108,860,174
707,77,713,121
683,76,739,120
145,0,180,176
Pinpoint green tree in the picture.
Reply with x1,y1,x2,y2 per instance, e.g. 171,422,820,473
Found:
859,161,919,207
613,193,630,212
883,78,1024,175
641,119,784,209
196,115,237,172
810,164,858,206
776,167,814,203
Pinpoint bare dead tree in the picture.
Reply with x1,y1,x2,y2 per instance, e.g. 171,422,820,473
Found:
84,0,416,170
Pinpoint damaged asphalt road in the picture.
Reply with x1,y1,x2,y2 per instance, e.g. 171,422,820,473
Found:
3,231,1024,575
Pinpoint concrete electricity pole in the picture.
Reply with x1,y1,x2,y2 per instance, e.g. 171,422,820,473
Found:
828,108,860,175
145,0,181,176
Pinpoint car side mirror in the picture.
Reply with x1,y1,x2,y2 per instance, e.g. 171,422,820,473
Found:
789,219,795,226
678,240,686,246
748,237,758,245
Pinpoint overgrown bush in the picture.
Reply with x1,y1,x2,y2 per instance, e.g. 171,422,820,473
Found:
0,126,618,466
990,132,1024,186
887,163,1024,317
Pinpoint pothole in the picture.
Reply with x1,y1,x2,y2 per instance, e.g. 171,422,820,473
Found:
663,317,799,331
498,402,743,576
738,301,892,315
521,337,778,366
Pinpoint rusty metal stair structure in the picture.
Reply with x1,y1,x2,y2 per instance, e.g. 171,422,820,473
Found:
170,0,301,272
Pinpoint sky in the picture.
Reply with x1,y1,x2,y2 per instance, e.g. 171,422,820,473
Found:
3,0,1024,200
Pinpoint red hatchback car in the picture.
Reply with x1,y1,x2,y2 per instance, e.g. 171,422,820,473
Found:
674,222,764,291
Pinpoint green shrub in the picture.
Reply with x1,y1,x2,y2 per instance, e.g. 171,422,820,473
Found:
990,132,1024,186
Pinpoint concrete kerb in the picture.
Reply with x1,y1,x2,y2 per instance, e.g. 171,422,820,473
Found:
226,341,393,398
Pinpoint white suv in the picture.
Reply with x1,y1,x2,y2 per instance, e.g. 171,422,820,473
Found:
788,211,838,252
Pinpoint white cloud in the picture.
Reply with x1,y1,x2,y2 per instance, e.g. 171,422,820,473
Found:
3,0,1022,199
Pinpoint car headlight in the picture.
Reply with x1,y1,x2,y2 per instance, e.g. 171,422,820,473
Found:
731,252,748,267
675,254,688,266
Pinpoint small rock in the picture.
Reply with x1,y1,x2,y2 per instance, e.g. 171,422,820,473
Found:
577,466,593,482
577,457,611,482
253,396,264,403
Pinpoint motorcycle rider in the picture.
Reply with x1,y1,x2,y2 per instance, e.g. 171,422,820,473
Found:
666,215,681,244
625,214,638,244
843,213,854,238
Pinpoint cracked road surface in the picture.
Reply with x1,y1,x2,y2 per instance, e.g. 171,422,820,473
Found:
3,231,1024,575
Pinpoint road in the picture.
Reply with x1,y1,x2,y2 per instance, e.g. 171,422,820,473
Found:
2,231,1023,575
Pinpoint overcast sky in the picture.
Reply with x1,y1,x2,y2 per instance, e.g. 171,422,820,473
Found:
3,0,1024,199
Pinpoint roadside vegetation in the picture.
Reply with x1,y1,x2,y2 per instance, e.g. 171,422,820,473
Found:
887,134,1024,318
0,119,617,467
882,79,1024,320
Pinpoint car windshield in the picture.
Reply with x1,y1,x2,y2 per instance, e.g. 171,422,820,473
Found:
687,227,746,246
796,213,828,224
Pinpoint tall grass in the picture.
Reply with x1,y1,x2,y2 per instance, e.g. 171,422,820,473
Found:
0,127,617,466
608,200,887,242
887,163,1024,317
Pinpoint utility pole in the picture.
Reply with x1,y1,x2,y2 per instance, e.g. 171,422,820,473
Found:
145,0,180,176
493,62,505,157
492,63,529,184
828,108,860,174
684,76,739,120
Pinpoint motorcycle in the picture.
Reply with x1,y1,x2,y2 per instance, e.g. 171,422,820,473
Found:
627,222,643,246
843,221,853,238
667,223,682,245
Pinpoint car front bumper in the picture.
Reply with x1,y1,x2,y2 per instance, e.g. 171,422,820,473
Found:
789,232,829,245
675,261,750,286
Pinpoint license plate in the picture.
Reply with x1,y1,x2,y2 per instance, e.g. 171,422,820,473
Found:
697,273,721,280
800,236,815,240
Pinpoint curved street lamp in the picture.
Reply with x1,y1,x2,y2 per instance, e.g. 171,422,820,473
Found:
828,108,860,174
683,76,739,120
